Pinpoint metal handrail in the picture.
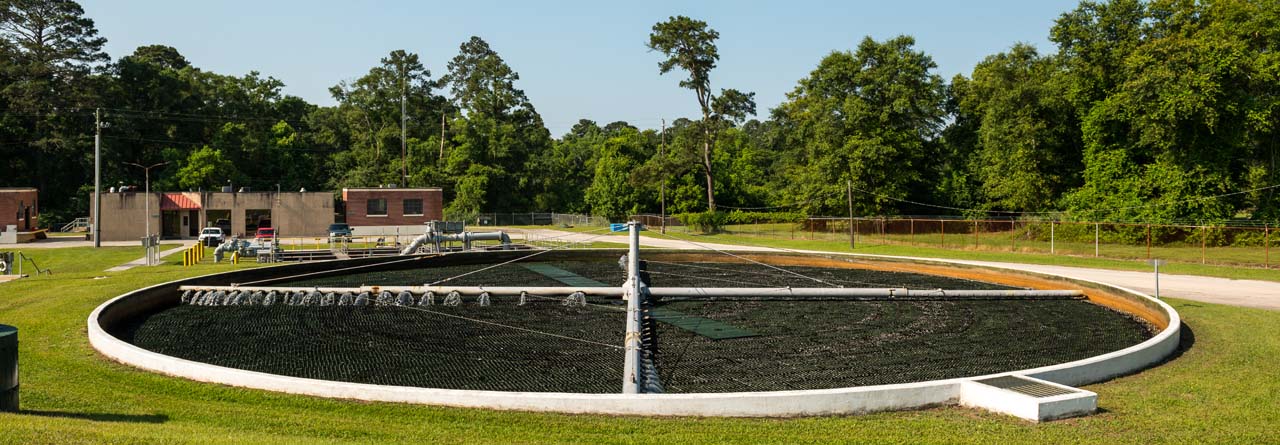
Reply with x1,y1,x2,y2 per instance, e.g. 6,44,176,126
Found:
60,217,90,232
17,252,51,276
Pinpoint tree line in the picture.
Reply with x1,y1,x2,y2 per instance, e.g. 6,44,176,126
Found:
2,0,1277,227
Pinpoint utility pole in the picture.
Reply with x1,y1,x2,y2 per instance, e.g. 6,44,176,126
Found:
401,71,408,186
660,118,666,234
93,108,102,248
439,110,446,160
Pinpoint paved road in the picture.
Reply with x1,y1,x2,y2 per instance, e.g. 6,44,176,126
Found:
514,228,1280,311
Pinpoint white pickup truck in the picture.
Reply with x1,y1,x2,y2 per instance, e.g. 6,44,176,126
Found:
198,227,225,245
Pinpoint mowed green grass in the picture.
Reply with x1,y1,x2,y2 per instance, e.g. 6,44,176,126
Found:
0,246,1277,444
528,224,1280,282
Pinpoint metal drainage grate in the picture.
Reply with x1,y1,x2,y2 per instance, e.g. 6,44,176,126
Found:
974,376,1079,398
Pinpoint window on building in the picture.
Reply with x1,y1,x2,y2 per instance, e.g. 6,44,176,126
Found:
367,199,387,216
403,199,423,216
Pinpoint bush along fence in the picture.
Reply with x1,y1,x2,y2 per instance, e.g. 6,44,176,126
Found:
466,212,611,228
628,213,1280,270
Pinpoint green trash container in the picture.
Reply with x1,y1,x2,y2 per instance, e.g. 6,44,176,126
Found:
0,324,16,412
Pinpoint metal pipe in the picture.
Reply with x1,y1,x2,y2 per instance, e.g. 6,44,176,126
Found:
622,221,642,394
400,233,431,255
401,230,513,255
178,285,1082,299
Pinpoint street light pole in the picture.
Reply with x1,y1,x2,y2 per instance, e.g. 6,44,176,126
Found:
125,161,170,238
94,108,102,247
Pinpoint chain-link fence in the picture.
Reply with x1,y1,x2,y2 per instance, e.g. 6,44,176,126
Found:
626,214,1278,269
470,213,610,227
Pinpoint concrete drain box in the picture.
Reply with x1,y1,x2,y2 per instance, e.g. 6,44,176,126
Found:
960,374,1095,422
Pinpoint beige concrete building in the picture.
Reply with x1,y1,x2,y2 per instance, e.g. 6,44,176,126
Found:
92,191,334,241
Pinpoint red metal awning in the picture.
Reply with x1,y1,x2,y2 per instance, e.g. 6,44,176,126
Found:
160,193,201,210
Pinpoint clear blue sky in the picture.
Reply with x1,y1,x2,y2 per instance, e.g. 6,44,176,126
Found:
82,0,1079,136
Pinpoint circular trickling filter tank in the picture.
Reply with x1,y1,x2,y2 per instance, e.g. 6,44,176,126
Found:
89,250,1181,417
0,324,17,412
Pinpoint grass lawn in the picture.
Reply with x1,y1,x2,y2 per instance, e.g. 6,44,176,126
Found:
513,224,1280,282
0,246,1276,443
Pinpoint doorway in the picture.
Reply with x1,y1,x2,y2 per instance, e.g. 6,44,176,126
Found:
161,211,181,239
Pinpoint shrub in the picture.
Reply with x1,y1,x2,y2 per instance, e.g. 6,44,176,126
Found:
675,211,729,234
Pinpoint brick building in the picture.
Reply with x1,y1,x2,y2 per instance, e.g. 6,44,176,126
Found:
0,188,38,231
341,188,443,226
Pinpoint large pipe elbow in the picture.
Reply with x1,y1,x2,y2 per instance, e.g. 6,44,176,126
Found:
400,234,432,255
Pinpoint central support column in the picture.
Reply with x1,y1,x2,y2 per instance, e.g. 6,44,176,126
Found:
622,221,643,394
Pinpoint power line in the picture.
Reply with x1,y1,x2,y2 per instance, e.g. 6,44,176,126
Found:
386,301,624,351
716,198,818,211
100,135,338,153
848,186,1060,215
101,107,309,126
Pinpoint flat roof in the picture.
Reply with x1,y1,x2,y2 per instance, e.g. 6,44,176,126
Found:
113,190,331,194
0,187,37,192
342,187,442,191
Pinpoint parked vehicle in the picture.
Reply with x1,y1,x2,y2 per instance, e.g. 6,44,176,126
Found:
198,227,225,246
328,223,353,242
254,227,276,241
213,219,232,235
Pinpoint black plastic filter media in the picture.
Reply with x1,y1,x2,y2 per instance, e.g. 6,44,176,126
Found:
122,260,1154,393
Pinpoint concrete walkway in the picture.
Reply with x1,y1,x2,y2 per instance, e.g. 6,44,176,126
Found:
105,240,197,272
13,237,156,249
513,228,1280,311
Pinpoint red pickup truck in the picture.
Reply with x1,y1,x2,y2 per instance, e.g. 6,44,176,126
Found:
254,227,276,241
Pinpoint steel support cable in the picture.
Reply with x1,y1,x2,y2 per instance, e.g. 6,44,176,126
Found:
237,255,434,287
513,226,620,245
380,299,624,350
524,293,625,312
426,228,617,286
646,231,842,287
657,285,714,387
645,259,901,289
644,232,1004,290
645,270,778,288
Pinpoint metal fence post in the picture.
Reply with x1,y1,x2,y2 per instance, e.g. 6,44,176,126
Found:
1010,219,1016,252
973,219,978,249
1050,220,1055,254
1201,225,1207,264
1095,223,1100,257
1266,224,1271,269
940,219,946,248
1146,224,1152,259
